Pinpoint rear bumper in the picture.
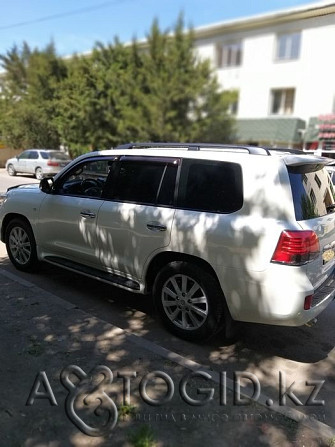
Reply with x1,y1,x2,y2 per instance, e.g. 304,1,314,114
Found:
42,166,62,176
218,264,335,326
312,267,335,308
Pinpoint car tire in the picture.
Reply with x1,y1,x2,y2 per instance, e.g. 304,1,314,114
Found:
35,167,44,180
153,261,225,341
5,219,39,272
7,164,16,176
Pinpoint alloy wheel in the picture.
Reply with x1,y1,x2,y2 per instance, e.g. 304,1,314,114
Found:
8,226,32,265
161,274,209,331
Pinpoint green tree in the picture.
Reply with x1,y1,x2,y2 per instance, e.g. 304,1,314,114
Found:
0,42,67,148
135,16,235,142
55,15,235,152
1,16,235,153
55,40,144,152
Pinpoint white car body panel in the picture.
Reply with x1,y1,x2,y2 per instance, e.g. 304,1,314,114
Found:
37,194,105,268
96,201,175,280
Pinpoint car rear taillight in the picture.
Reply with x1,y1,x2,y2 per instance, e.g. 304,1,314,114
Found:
271,230,320,266
47,160,59,167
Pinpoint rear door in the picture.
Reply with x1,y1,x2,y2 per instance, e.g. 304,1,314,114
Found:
288,160,335,289
96,156,178,280
27,150,39,174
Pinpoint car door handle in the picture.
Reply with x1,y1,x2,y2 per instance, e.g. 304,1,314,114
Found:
80,210,96,219
146,222,167,232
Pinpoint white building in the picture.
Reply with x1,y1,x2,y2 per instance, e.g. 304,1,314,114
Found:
192,0,335,151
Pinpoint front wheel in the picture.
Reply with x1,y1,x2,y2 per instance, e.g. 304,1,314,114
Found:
153,261,225,341
5,219,39,272
7,164,16,176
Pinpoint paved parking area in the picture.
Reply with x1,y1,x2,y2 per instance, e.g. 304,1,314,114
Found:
1,265,333,446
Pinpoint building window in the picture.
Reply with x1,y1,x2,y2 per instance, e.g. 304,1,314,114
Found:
315,174,322,189
229,99,238,115
216,41,242,68
270,88,295,115
276,32,301,61
226,90,239,115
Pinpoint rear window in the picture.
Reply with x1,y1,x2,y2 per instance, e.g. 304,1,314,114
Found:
41,151,70,160
289,166,335,220
178,160,243,213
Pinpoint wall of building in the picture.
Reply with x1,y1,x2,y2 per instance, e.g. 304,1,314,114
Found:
194,13,335,122
0,148,20,168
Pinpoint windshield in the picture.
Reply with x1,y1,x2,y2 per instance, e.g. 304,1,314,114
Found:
289,166,335,220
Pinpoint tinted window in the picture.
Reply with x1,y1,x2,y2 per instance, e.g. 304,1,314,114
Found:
49,151,70,160
28,151,39,159
178,160,243,213
157,164,177,206
41,151,70,160
289,166,335,220
111,159,177,206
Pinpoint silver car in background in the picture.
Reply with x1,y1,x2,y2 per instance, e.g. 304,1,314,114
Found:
6,149,71,180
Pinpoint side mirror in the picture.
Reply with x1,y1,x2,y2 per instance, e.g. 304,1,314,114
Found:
39,177,54,193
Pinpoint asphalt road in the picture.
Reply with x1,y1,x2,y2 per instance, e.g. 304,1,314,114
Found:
0,167,39,192
1,168,335,434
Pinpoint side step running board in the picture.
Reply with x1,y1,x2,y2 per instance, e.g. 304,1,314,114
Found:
44,256,140,291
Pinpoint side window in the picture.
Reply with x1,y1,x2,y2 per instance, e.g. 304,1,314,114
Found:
57,159,110,198
29,151,39,159
40,152,49,160
109,158,178,206
178,160,243,213
18,151,30,160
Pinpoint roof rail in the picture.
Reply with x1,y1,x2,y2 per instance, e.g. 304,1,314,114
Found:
115,142,271,155
266,147,305,155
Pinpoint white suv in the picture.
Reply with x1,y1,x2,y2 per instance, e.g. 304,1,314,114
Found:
1,143,335,341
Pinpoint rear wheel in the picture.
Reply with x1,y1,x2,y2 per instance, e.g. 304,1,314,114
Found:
7,164,16,176
153,261,225,341
35,167,44,180
5,219,39,272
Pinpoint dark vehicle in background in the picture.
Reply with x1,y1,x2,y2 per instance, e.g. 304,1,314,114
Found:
6,149,71,180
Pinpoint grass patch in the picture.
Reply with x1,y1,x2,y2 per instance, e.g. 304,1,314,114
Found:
128,424,157,447
118,403,137,420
